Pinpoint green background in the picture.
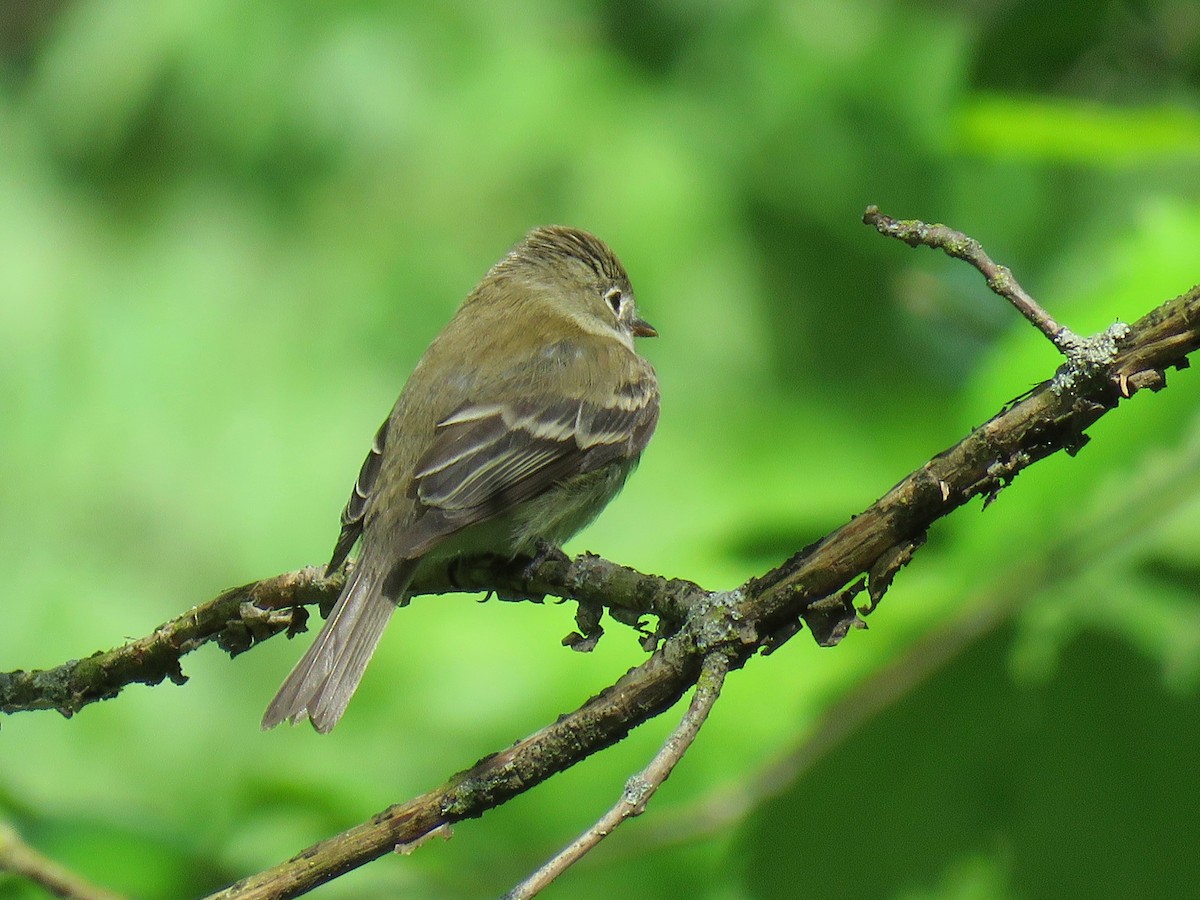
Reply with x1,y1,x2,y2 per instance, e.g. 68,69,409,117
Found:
2,1,1199,897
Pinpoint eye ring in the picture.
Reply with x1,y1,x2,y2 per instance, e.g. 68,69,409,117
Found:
604,287,624,315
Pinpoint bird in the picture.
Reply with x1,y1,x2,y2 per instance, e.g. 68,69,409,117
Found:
262,226,659,732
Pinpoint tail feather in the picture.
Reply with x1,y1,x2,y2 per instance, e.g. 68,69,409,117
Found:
261,561,412,733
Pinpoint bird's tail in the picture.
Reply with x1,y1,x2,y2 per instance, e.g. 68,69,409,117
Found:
261,561,409,733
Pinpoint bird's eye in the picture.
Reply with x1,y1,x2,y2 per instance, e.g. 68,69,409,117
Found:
604,287,624,315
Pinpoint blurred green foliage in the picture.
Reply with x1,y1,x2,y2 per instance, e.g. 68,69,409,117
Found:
1,1,1198,897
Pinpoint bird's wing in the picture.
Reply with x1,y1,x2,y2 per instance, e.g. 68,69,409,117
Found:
326,417,388,575
400,368,658,556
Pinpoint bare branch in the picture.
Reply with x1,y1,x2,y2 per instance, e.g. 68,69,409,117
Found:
0,568,339,717
740,277,1198,636
633,417,1200,853
504,652,730,899
203,638,707,900
0,820,124,900
863,205,1074,350
0,557,702,719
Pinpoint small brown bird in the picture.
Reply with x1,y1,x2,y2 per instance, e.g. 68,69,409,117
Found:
262,226,659,732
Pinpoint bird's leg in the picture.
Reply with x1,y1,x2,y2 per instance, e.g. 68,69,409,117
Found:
520,539,569,582
491,541,567,603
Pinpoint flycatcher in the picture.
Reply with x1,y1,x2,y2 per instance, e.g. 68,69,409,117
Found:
263,226,659,732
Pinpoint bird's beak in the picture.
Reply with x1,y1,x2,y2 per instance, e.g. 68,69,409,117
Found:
631,318,658,338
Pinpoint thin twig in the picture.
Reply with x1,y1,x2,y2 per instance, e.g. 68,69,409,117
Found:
862,205,1074,351
504,652,730,900
0,821,125,900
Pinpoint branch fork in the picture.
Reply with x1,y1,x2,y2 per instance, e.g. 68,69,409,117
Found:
862,205,1132,385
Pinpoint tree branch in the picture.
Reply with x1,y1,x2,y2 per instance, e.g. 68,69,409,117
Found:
0,555,702,718
863,205,1071,347
0,821,124,900
4,213,1198,898
627,418,1200,854
862,205,1132,375
204,634,708,899
504,651,730,899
